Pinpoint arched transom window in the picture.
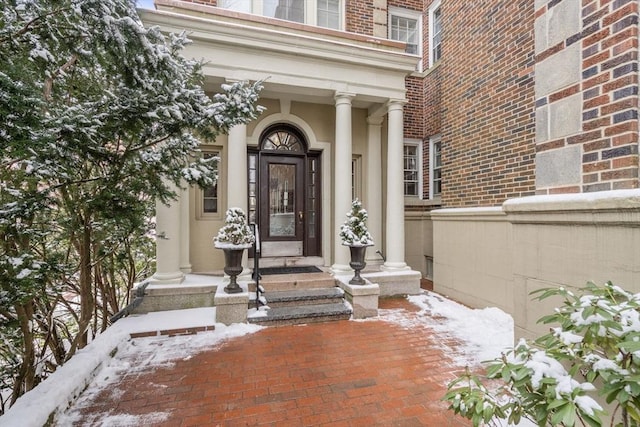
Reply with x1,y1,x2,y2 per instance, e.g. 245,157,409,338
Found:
261,126,306,152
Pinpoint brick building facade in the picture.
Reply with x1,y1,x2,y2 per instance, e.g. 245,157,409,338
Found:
142,0,639,310
535,0,639,194
161,0,638,210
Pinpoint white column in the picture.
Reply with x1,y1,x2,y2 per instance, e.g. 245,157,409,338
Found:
366,116,384,265
226,123,250,273
332,92,355,273
179,183,191,273
153,182,185,284
382,100,409,271
227,123,248,212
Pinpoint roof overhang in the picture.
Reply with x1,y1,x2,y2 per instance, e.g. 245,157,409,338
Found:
140,2,419,108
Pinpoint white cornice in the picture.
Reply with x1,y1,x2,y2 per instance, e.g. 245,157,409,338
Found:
139,9,418,73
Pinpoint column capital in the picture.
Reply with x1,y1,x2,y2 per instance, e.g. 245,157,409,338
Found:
386,98,407,111
334,92,356,105
367,116,384,126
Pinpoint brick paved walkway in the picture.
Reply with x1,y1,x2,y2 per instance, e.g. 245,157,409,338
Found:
63,298,472,426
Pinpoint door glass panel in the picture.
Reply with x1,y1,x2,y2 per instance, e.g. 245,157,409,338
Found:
269,164,296,237
248,153,257,224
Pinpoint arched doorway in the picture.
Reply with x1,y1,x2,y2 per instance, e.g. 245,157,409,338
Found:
248,124,321,259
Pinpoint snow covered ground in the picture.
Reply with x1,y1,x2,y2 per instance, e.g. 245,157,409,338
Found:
1,291,523,426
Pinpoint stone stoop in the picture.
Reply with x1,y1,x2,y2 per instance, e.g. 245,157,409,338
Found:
247,272,352,326
262,287,345,308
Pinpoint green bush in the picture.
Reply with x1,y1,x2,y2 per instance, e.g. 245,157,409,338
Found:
444,282,640,427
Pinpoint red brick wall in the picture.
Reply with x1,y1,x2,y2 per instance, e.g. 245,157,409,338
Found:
404,76,424,140
577,0,638,192
427,0,536,207
388,0,422,12
346,0,374,35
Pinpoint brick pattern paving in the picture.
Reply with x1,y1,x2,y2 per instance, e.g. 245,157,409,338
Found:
65,299,471,426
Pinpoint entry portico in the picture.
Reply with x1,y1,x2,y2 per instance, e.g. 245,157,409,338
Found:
142,2,420,296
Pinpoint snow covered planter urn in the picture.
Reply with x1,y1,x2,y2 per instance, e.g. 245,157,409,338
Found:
214,208,255,294
340,199,374,285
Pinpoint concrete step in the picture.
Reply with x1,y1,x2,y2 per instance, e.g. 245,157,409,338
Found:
262,287,345,308
249,272,337,292
247,302,352,326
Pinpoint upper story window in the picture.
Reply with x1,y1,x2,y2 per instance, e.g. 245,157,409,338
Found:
219,0,342,30
429,1,442,66
389,7,422,70
429,135,442,199
404,141,422,197
317,0,340,29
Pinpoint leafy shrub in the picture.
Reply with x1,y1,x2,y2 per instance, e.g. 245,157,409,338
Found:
444,282,640,427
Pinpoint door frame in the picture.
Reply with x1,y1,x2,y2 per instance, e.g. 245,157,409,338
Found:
247,124,322,258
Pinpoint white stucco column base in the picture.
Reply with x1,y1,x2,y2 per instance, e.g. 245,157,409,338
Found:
380,262,411,272
149,272,185,284
330,263,352,274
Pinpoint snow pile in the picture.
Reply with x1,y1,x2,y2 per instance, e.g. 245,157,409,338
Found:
379,291,514,365
1,307,262,427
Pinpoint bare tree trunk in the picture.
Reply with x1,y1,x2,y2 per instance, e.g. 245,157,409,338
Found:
66,221,94,359
10,302,35,405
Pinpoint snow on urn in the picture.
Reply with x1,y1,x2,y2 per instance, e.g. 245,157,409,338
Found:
214,208,255,294
340,199,374,285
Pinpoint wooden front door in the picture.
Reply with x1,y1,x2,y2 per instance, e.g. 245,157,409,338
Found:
259,154,305,257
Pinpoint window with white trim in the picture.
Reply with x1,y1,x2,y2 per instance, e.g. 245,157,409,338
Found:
429,1,442,67
389,7,422,69
219,0,342,30
403,141,422,197
429,135,442,199
199,150,221,217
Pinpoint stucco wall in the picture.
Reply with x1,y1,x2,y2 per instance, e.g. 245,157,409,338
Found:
431,189,640,341
404,211,433,276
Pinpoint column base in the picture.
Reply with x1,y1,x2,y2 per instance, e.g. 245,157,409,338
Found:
330,263,352,274
150,271,185,285
380,262,410,272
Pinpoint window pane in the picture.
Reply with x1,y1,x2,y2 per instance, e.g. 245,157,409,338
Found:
269,164,296,237
391,15,418,55
204,198,218,212
265,0,304,23
219,0,251,13
432,140,442,197
317,0,340,29
262,129,304,151
248,153,257,223
403,144,419,196
432,7,442,62
203,152,219,213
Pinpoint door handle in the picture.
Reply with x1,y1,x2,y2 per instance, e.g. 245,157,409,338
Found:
298,211,304,222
